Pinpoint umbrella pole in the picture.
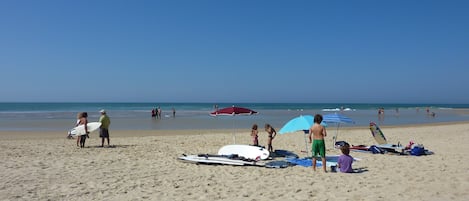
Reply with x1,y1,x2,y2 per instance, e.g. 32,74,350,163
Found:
232,118,236,144
303,134,309,157
333,123,341,148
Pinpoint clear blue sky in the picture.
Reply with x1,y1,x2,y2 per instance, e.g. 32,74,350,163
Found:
1,0,468,103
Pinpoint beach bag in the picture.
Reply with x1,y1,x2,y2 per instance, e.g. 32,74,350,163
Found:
411,145,425,156
335,141,350,148
369,145,384,154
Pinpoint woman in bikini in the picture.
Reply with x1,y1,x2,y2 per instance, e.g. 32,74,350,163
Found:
251,124,259,146
264,124,277,152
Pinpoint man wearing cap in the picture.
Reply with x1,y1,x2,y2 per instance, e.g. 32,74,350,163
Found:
99,109,111,147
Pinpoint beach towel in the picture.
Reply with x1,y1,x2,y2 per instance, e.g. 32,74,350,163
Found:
286,157,337,167
369,145,385,154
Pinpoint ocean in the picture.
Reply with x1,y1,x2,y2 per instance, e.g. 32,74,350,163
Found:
1,102,468,131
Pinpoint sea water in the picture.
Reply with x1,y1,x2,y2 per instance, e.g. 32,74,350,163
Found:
0,102,468,131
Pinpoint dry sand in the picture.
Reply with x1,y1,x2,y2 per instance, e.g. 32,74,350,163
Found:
1,123,469,201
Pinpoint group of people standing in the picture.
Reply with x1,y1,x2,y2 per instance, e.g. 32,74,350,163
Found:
250,114,353,173
68,110,111,148
151,106,176,119
151,107,162,119
250,123,277,153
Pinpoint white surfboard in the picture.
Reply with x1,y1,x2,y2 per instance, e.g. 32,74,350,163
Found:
70,122,102,136
370,122,405,153
178,155,257,166
376,144,406,153
218,145,270,160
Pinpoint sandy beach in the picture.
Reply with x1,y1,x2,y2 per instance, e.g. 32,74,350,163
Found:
1,123,469,201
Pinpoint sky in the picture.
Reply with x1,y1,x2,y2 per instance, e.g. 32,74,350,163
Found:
1,0,468,103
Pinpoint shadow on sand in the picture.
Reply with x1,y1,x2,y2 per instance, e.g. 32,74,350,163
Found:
86,144,136,149
352,167,369,173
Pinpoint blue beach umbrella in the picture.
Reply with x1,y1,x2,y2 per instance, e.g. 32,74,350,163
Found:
322,113,354,147
279,115,314,155
279,115,314,134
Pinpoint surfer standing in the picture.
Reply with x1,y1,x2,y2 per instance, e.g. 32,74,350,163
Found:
309,114,327,172
78,112,89,148
76,112,84,146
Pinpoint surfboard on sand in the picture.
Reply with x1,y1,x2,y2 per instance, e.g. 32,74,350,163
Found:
178,154,259,166
70,122,101,136
218,145,270,160
370,122,405,153
370,122,387,145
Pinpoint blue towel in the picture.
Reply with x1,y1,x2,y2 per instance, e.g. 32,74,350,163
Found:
286,158,324,167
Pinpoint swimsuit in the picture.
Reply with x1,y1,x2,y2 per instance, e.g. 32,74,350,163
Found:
312,139,326,158
268,134,273,145
100,128,109,138
253,135,258,146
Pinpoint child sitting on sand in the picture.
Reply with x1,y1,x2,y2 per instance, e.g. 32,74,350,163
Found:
337,145,354,173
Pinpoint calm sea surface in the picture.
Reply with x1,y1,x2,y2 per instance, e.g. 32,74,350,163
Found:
1,102,468,131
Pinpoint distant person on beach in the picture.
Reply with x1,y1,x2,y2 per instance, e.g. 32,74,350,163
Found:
425,107,436,117
151,108,157,118
99,109,111,147
172,107,176,118
309,114,327,172
264,124,277,152
157,106,162,119
251,124,259,146
378,108,385,115
78,112,89,148
337,145,354,173
75,112,85,146
378,108,385,123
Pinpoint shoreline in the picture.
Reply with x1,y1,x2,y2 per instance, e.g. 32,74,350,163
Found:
2,120,469,140
2,104,469,132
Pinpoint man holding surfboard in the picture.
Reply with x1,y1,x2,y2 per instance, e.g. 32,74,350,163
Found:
78,112,89,148
99,109,111,147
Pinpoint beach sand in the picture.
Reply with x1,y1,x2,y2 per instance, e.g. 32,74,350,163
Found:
1,123,469,201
